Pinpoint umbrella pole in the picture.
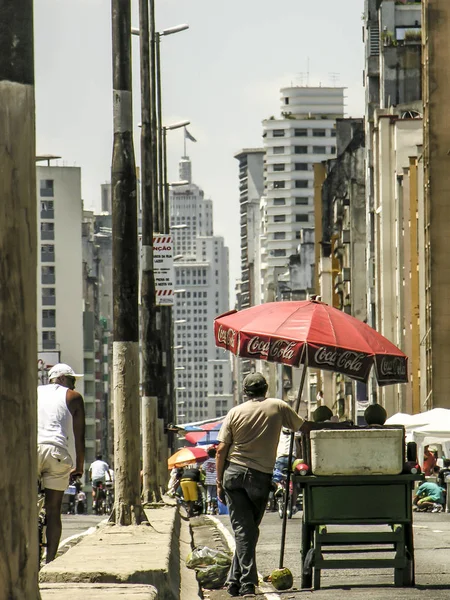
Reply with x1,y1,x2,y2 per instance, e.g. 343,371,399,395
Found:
279,350,308,569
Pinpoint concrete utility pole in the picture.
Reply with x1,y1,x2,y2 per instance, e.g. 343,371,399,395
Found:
111,0,147,525
139,0,162,503
0,1,40,595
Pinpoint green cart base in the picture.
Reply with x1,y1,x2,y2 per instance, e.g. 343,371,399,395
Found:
297,474,423,590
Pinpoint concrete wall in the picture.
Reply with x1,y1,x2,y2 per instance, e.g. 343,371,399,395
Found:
422,0,450,409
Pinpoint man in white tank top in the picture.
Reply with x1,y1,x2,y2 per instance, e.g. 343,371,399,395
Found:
38,363,85,563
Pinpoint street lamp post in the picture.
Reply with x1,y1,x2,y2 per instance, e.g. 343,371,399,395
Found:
132,10,189,496
155,26,189,229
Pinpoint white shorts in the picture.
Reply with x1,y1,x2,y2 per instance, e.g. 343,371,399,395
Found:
38,444,73,491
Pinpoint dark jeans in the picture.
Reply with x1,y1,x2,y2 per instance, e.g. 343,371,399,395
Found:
223,462,272,589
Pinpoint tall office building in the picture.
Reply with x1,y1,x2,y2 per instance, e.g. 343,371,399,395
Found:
36,157,96,477
233,148,265,310
261,86,344,301
170,157,232,422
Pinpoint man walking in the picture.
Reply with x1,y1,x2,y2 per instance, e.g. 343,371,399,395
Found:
216,372,303,597
38,363,85,562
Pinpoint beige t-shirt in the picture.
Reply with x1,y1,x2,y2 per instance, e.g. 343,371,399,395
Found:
218,397,303,474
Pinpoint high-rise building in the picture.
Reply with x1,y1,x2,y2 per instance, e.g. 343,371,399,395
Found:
261,86,344,302
422,0,450,410
36,157,96,479
170,157,232,422
233,148,265,311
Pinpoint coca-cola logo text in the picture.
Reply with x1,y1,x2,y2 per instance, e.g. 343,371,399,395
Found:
314,346,365,373
246,337,297,361
380,356,406,377
217,325,237,348
247,336,270,356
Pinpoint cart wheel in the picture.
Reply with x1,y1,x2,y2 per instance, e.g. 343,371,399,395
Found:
301,548,315,588
402,550,414,587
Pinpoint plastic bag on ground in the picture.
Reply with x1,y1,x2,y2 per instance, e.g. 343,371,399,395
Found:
186,545,232,570
195,563,229,589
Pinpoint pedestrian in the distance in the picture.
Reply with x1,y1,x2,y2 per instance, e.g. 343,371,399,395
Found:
216,372,303,598
201,446,218,514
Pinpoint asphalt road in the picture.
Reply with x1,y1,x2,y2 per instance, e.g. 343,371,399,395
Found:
60,513,105,547
208,509,450,599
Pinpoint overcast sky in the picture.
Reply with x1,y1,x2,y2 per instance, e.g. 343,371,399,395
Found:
35,0,364,297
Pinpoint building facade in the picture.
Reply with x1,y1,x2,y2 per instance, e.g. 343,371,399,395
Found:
260,86,344,305
36,159,97,479
170,157,232,422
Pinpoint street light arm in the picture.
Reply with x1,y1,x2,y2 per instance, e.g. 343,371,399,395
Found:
165,120,190,131
161,24,189,36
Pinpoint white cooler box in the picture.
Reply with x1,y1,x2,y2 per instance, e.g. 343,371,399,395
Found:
309,428,404,476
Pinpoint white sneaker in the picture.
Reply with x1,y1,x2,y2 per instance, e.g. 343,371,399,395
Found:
431,504,443,513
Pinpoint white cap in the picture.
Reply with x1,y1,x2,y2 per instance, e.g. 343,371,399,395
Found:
48,363,84,380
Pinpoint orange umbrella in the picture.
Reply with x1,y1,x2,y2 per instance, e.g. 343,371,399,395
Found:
168,446,208,470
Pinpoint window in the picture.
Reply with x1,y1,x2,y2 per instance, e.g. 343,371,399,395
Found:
273,249,286,257
313,129,326,137
295,197,309,205
331,130,337,137
40,180,54,197
295,231,301,239
296,214,309,222
42,309,56,327
273,146,284,154
331,146,336,154
294,128,308,137
273,198,286,206
294,146,308,154
274,232,286,240
294,163,308,171
295,180,308,189
42,287,55,297
273,163,285,172
273,129,285,137
274,215,286,223
41,200,54,217
273,181,285,189
313,146,327,154
41,265,55,284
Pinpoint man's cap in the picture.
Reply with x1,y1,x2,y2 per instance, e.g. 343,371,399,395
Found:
48,363,84,380
243,372,268,394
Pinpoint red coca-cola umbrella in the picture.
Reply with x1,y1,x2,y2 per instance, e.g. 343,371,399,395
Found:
214,300,407,386
214,300,408,569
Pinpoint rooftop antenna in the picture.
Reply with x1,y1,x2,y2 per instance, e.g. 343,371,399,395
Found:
297,73,306,86
329,72,340,87
306,56,310,86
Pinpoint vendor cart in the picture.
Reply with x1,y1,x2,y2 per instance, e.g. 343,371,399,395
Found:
296,472,423,590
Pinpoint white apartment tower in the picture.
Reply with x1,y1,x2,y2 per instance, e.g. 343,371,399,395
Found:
37,158,95,476
170,157,232,422
261,86,345,298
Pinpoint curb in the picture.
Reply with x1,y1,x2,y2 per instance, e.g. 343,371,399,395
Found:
39,505,201,600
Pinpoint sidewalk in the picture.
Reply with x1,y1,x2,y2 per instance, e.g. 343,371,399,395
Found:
39,503,199,600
